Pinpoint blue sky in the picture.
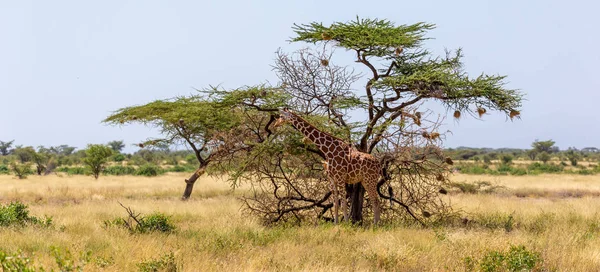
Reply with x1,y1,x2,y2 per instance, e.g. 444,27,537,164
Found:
1,0,598,152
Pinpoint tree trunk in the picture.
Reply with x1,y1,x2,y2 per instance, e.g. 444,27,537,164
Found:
349,183,365,224
181,167,206,200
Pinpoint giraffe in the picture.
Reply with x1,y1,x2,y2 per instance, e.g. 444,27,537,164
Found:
274,109,382,224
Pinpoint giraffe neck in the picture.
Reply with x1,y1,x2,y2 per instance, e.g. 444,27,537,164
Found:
287,114,349,159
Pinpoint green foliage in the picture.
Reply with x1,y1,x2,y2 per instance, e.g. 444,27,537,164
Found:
477,245,541,272
104,206,175,234
0,164,10,174
103,165,136,176
10,162,33,179
483,155,492,164
500,155,513,165
13,146,36,163
0,140,14,156
107,140,125,152
83,144,113,179
0,250,37,272
537,151,551,163
527,162,563,174
56,166,89,175
137,252,178,272
531,139,557,153
50,246,91,272
0,201,53,228
135,164,163,177
112,153,126,162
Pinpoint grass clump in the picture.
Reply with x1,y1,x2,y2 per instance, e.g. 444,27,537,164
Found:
449,181,503,194
137,252,179,272
104,203,175,234
0,201,53,228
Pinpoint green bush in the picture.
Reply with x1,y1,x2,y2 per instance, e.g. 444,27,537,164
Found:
137,252,178,272
135,164,163,177
509,167,528,176
104,207,175,234
103,165,136,176
456,165,488,175
56,166,89,175
527,162,563,174
0,201,53,227
0,250,38,272
112,154,126,162
472,245,541,272
10,162,33,179
0,164,9,174
497,164,513,173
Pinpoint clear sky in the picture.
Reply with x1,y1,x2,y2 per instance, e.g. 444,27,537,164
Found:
1,0,599,153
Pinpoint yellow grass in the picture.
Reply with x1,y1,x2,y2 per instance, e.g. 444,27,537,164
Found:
1,173,600,271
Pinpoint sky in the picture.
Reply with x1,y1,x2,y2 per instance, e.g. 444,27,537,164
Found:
1,0,599,153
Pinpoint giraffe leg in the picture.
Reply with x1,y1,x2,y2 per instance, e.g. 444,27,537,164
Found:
364,180,381,225
332,181,340,224
340,184,349,222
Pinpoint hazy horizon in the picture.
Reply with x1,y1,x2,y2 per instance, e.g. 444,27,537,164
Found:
2,1,599,153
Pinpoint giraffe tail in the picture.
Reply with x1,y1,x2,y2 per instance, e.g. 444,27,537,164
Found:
388,185,394,208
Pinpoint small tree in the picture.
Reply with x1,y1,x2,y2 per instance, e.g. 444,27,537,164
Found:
565,149,580,166
83,144,113,179
527,149,538,160
538,152,551,164
532,139,557,154
10,162,32,179
107,140,125,153
0,140,14,156
501,155,513,165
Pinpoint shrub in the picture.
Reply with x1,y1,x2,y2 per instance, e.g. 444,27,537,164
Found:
135,164,163,177
471,245,542,272
0,164,9,174
51,246,91,272
104,204,175,234
112,153,126,162
509,167,527,176
83,144,113,179
0,250,38,272
500,155,513,165
103,165,136,176
0,201,53,227
497,164,513,173
56,166,89,175
456,165,488,175
527,162,563,174
483,155,492,164
10,162,33,179
449,181,502,194
137,252,178,272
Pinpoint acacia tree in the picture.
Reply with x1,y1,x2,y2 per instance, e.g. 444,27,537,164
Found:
219,18,523,225
0,140,14,156
103,96,250,199
83,144,113,179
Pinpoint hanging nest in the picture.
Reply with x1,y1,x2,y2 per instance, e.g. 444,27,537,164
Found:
477,107,487,118
395,47,403,56
430,132,440,140
131,115,138,121
321,32,332,40
119,120,125,124
453,110,461,119
422,211,432,218
436,174,445,181
138,143,144,148
421,132,430,139
439,187,448,194
320,59,329,66
510,110,520,119
178,119,185,125
413,116,421,126
415,112,422,119
445,157,454,165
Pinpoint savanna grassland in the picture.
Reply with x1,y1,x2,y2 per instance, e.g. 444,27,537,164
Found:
2,173,600,271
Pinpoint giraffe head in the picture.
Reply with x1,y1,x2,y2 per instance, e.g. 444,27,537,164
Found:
274,108,294,127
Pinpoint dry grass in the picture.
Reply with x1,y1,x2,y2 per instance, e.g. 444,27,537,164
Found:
2,173,600,271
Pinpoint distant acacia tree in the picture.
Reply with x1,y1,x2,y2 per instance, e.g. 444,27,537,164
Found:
532,139,558,154
107,140,125,153
0,140,14,156
83,144,113,179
